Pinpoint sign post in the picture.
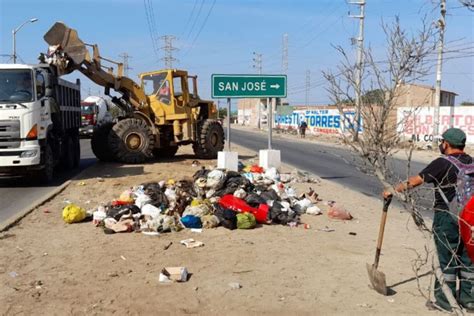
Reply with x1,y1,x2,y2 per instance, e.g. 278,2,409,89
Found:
212,74,287,170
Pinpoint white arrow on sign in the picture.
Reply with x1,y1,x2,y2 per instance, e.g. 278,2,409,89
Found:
270,84,280,89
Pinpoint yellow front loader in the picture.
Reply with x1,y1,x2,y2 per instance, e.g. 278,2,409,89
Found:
43,22,224,163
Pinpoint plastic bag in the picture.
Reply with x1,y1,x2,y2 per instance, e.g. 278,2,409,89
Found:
236,213,256,229
219,194,269,224
181,215,202,229
264,167,280,182
182,204,211,218
118,189,134,204
328,204,353,220
214,204,237,230
201,215,220,229
141,204,162,218
306,205,322,216
233,188,247,199
135,193,152,209
293,198,313,214
62,204,86,224
206,169,226,189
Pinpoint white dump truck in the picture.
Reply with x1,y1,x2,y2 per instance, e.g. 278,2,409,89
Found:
0,63,81,182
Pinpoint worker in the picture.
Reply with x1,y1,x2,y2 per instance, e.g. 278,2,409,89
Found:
299,120,308,138
14,74,33,98
383,128,474,312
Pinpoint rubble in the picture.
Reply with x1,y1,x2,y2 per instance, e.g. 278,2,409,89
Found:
82,163,351,235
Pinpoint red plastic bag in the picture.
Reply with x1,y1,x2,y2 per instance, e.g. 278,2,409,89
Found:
327,203,353,220
219,194,269,224
250,165,264,174
460,198,474,262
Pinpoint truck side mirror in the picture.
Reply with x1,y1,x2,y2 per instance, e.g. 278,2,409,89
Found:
44,74,54,97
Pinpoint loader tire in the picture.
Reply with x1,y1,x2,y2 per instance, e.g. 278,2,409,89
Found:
91,122,115,162
108,118,154,164
152,146,179,159
193,119,225,159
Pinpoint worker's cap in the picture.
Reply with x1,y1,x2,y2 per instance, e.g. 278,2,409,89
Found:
441,128,467,146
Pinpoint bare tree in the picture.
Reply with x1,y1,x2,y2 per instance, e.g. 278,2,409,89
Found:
323,18,465,314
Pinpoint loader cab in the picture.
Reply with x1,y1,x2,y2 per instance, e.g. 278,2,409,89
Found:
140,69,192,109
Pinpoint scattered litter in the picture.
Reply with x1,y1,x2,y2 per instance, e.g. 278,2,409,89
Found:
357,303,372,308
191,228,203,233
180,238,205,248
163,241,173,250
9,271,18,278
15,246,23,252
387,298,395,303
191,160,200,167
142,231,160,236
306,205,322,216
120,255,127,261
77,181,86,186
318,226,335,232
43,209,51,214
62,204,87,224
349,232,357,236
96,177,104,182
328,203,353,221
159,267,188,283
228,282,242,290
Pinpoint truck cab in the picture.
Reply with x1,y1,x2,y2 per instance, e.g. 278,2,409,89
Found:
0,63,81,182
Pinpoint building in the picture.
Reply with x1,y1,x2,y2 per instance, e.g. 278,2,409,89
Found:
236,98,285,127
393,83,457,108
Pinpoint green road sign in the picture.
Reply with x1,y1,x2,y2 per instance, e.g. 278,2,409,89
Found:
211,74,287,98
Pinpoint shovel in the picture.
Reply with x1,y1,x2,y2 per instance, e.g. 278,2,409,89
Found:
367,196,392,295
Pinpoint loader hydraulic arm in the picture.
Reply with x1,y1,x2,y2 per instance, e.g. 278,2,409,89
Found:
43,22,149,115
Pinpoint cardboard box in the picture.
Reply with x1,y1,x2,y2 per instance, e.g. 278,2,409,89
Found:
159,267,188,283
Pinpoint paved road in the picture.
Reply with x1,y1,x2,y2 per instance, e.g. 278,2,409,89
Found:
230,128,428,199
0,139,96,224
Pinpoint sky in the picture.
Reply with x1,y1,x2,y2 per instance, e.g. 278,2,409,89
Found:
0,0,473,107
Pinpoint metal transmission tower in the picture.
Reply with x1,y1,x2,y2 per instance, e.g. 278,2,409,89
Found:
160,35,178,68
119,52,132,77
349,0,365,141
432,0,446,148
305,70,311,106
282,33,288,74
253,52,263,129
252,52,263,74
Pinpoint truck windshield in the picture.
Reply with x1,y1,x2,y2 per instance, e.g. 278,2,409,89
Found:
0,69,34,103
81,104,96,115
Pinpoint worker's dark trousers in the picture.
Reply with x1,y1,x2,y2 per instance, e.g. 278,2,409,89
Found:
433,211,474,310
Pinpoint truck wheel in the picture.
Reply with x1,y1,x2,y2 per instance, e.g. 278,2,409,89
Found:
152,146,179,159
193,120,225,159
108,118,154,164
91,122,115,162
37,144,54,184
73,134,81,168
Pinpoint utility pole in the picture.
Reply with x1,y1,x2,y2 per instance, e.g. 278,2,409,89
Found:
253,52,263,129
160,35,178,68
432,0,446,149
119,52,133,77
305,70,311,106
349,0,365,141
282,33,288,74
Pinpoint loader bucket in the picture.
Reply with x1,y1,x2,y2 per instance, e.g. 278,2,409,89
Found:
44,22,88,65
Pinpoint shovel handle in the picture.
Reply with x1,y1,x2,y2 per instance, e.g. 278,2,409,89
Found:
374,197,392,269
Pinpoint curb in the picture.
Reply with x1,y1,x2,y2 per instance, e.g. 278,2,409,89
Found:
0,180,72,233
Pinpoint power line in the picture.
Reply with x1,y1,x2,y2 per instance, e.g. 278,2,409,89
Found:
182,0,199,37
143,0,160,62
160,35,178,68
185,0,206,41
183,0,217,57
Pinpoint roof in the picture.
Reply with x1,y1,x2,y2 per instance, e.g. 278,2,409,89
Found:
402,83,458,96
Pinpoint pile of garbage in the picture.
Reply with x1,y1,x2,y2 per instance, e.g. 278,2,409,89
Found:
63,165,353,234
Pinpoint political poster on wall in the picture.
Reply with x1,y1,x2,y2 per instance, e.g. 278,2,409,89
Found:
275,108,362,135
397,107,474,144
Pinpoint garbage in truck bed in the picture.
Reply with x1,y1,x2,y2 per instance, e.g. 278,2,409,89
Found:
65,164,352,233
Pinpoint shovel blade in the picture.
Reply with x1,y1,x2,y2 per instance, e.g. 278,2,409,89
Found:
366,263,388,296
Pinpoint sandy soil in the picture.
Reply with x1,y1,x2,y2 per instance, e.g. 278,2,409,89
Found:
0,144,440,315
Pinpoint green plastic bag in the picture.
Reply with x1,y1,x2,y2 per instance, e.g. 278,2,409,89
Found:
236,212,256,229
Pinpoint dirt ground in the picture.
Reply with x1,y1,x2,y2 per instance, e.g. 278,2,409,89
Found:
0,144,441,315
